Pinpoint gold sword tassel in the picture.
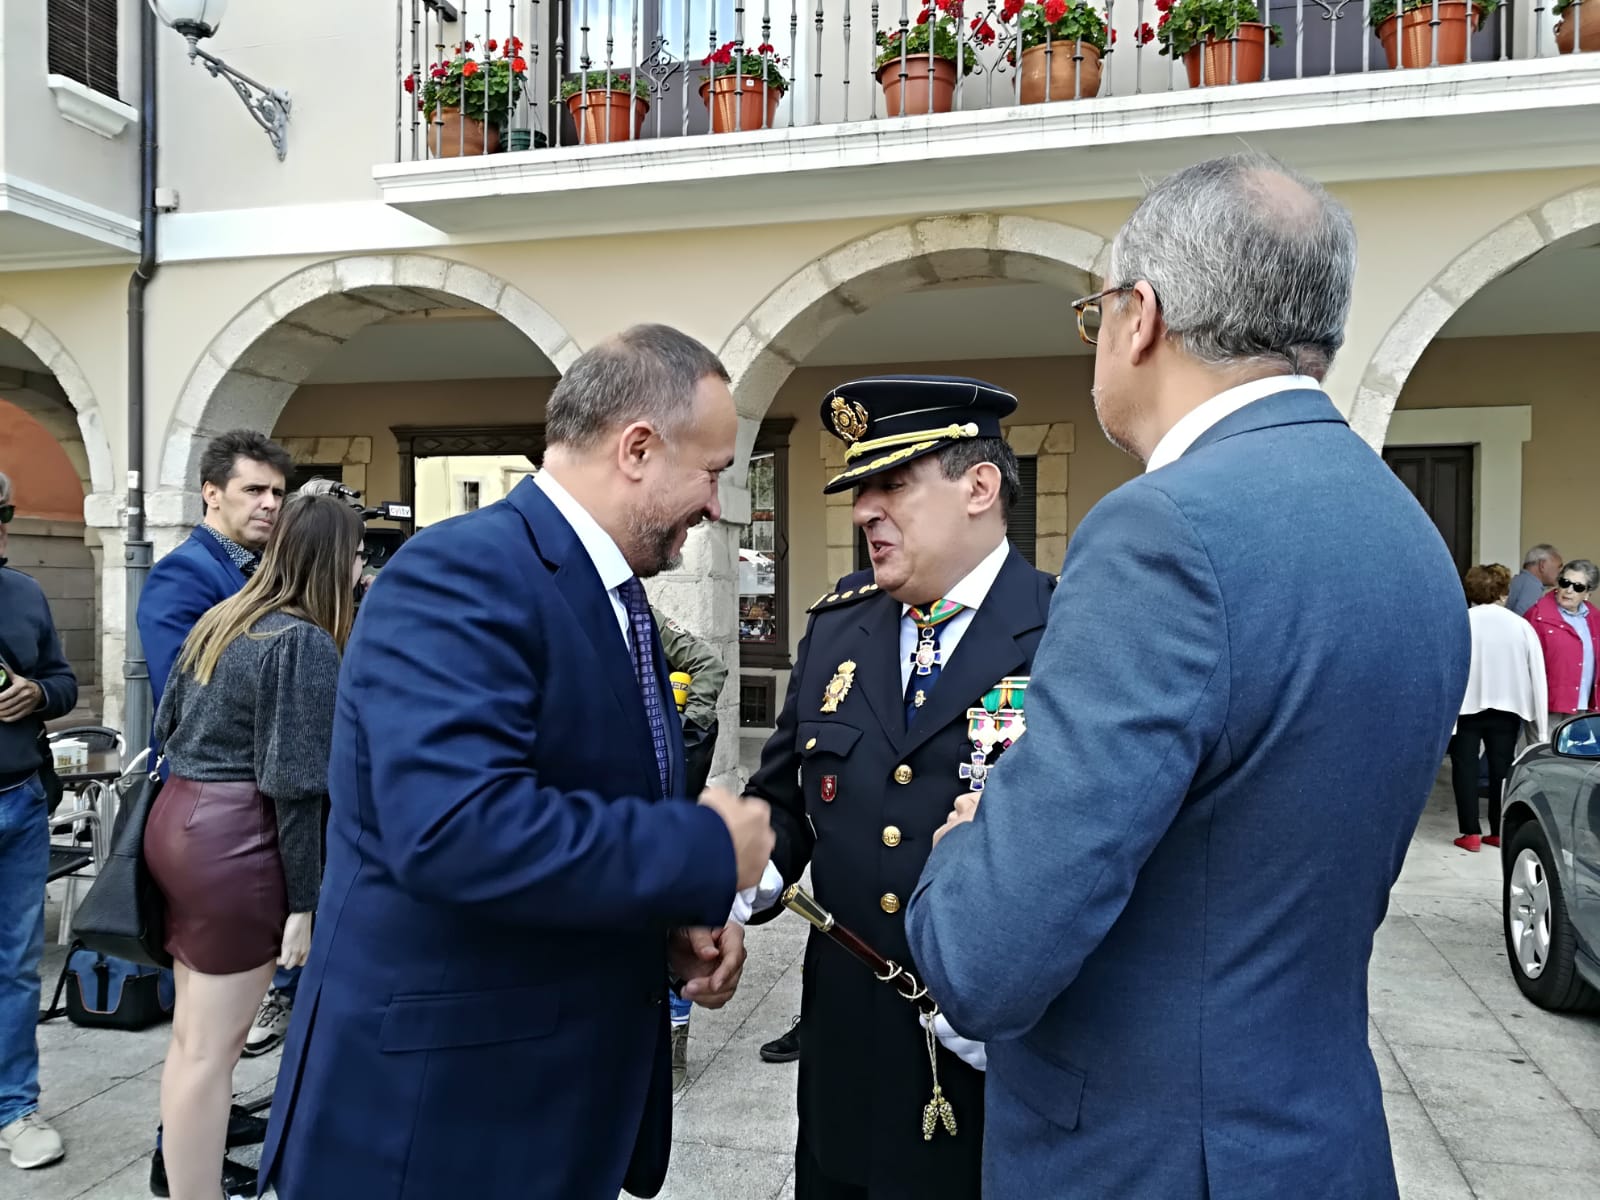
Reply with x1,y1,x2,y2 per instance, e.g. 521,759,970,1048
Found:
920,1019,958,1140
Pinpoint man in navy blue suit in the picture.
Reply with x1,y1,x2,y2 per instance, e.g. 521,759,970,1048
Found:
259,324,775,1200
906,154,1471,1199
137,429,292,715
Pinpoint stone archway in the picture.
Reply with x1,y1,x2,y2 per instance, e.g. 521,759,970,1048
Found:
153,254,581,536
718,213,1108,429
1349,184,1600,448
0,302,120,721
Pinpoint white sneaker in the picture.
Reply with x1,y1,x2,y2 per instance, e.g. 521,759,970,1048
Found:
0,1112,65,1169
242,990,293,1058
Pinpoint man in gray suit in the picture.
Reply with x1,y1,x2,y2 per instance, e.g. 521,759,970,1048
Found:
1508,543,1562,616
906,154,1470,1199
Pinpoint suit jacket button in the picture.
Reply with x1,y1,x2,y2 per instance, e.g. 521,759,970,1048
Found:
882,825,902,847
880,893,901,914
894,765,913,785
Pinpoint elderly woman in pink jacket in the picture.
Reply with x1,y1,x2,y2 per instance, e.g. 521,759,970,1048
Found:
1526,557,1600,734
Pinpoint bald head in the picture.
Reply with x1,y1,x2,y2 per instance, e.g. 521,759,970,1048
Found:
1106,153,1357,379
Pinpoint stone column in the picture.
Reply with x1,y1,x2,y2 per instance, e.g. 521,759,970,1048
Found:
1004,421,1074,574
820,432,856,582
84,491,126,730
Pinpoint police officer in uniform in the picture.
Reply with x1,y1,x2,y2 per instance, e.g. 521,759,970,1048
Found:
745,376,1056,1199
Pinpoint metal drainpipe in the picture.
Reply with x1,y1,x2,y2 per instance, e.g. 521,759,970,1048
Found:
121,1,159,761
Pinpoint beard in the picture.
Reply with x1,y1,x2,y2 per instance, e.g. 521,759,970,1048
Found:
626,499,687,579
1092,384,1146,462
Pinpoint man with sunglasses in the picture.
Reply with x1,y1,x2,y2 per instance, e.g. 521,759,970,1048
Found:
1525,560,1600,732
908,154,1470,1200
0,472,78,1172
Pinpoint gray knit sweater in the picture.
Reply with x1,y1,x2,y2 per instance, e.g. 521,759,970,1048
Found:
153,612,340,911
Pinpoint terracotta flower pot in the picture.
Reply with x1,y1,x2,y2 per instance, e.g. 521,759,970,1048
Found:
1018,41,1104,103
877,55,959,116
1556,1,1600,53
1377,2,1472,68
430,108,501,157
564,89,649,144
699,76,784,133
1184,24,1270,87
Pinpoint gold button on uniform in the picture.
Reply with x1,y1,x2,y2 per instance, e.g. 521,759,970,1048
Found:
805,737,817,750
880,893,901,914
882,825,902,847
893,765,913,785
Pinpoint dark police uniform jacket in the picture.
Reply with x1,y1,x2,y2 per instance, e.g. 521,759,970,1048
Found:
747,546,1055,1198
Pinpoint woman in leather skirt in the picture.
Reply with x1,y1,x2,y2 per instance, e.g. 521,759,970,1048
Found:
146,493,364,1200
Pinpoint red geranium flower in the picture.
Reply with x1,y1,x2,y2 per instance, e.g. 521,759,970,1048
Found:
403,73,416,92
1136,21,1157,43
487,39,498,51
916,6,932,24
1155,0,1172,10
758,42,775,53
461,59,479,76
512,56,527,71
1043,0,1068,21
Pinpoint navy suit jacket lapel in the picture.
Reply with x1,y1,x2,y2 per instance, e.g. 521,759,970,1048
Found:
506,478,662,798
1182,388,1347,460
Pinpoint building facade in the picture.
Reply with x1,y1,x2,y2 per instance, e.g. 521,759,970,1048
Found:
1,0,1597,776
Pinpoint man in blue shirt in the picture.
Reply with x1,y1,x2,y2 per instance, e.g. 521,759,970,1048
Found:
1508,543,1562,617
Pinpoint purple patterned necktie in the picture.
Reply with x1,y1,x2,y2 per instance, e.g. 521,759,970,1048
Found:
617,576,671,798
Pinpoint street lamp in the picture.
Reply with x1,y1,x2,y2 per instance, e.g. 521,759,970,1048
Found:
148,1,291,160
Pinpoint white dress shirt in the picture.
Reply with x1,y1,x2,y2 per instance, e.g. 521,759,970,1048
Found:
1145,375,1324,473
898,538,1012,694
535,469,632,644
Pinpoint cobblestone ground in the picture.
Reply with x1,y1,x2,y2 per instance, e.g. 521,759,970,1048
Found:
8,765,1599,1200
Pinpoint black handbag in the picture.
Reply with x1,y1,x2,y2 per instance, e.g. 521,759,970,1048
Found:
69,759,173,970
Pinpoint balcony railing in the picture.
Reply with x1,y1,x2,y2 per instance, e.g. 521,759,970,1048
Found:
393,0,1590,160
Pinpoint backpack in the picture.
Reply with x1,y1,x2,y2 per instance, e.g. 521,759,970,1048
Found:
39,941,175,1031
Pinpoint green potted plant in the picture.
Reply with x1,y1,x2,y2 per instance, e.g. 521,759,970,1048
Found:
1368,0,1500,69
1006,0,1157,103
406,36,528,157
558,69,652,145
1154,0,1282,88
1553,0,1596,53
874,1,983,116
699,41,789,133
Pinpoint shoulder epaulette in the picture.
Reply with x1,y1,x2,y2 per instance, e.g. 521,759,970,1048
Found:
807,581,883,614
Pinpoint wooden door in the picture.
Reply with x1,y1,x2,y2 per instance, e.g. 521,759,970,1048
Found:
1383,443,1475,577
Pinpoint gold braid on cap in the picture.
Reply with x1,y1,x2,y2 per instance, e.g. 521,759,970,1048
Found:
843,422,981,462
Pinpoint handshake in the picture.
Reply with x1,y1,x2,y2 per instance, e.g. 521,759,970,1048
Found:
699,787,775,890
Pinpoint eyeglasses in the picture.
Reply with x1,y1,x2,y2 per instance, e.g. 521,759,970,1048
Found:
1070,285,1148,346
1558,578,1591,594
0,504,13,524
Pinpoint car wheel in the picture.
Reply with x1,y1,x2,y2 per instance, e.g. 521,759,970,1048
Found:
1503,821,1600,1012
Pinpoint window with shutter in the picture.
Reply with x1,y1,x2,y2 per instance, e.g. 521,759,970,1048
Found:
48,0,121,100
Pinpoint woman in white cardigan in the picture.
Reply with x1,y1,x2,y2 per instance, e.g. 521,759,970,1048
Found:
1450,564,1549,853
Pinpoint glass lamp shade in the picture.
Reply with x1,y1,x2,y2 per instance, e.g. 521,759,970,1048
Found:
150,0,230,39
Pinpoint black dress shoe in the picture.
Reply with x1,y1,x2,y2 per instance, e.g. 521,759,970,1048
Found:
760,1015,801,1063
149,1147,258,1197
225,1105,270,1149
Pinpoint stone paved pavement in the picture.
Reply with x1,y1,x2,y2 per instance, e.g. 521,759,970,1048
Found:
8,766,1600,1199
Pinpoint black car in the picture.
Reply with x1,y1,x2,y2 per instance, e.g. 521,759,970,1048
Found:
1500,714,1600,1012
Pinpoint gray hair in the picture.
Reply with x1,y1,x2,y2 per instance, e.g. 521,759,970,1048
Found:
1523,543,1561,568
0,470,10,504
1563,559,1599,590
545,324,730,452
937,438,1020,524
1107,153,1357,378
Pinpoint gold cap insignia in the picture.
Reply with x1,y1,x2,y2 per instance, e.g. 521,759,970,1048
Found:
829,396,869,444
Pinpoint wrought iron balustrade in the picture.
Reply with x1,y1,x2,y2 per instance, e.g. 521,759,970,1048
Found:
394,0,1579,161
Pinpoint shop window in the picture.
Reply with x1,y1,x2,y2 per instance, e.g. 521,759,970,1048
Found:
739,418,793,669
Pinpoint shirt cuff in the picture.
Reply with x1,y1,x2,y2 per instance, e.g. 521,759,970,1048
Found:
727,859,785,925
